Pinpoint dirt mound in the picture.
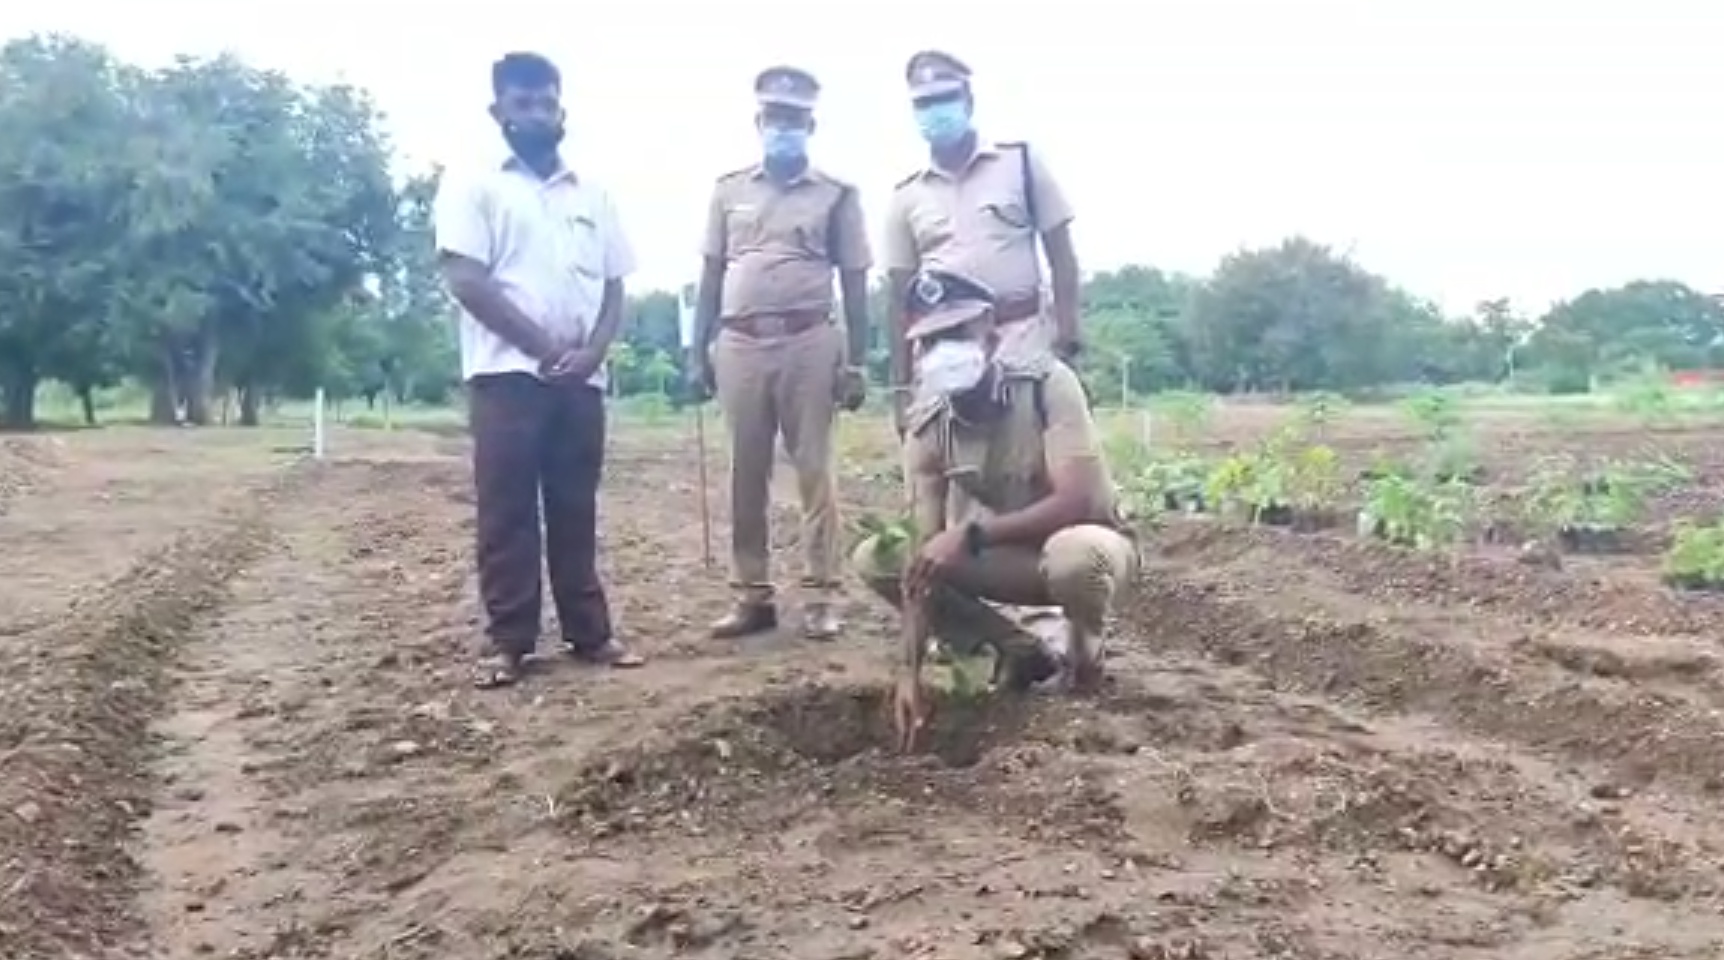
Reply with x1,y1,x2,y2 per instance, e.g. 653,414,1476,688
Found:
557,680,1123,844
1122,570,1724,790
1159,519,1724,637
0,466,297,958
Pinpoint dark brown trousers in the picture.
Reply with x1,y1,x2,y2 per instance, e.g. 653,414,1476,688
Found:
468,372,612,657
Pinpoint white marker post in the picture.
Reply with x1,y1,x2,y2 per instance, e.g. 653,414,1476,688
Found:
676,283,698,353
312,387,327,460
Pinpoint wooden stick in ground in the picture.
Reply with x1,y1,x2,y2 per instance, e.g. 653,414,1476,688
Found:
896,593,932,753
694,403,713,567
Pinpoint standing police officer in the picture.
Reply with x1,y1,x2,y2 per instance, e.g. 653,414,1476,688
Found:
881,50,1084,431
689,66,873,641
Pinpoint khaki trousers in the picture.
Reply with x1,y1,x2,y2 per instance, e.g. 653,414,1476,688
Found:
850,523,1139,662
713,321,843,603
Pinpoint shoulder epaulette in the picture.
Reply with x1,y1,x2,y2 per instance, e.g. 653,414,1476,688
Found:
715,165,755,183
892,169,923,190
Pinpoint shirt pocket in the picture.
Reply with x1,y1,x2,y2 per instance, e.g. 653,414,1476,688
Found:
980,200,1033,232
555,211,603,280
724,204,767,254
907,204,955,252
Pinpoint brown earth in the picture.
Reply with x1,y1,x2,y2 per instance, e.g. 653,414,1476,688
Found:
3,407,1724,960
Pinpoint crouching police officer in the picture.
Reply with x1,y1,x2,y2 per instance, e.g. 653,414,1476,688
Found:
847,270,1138,748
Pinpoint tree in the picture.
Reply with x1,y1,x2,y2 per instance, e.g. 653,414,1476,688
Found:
1526,281,1724,385
1183,237,1407,392
119,57,395,425
0,35,138,427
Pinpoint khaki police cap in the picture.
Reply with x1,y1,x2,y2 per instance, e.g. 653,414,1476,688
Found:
905,49,971,99
904,269,996,340
755,65,820,110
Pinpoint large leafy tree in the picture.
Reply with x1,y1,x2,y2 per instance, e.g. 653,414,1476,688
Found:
0,35,417,429
0,35,139,427
1526,280,1724,383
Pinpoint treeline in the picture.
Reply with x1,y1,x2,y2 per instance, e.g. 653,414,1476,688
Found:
0,34,446,429
3,33,1719,430
615,246,1724,403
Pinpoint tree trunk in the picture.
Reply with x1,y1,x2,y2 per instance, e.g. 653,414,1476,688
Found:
238,385,260,427
151,342,181,425
1,374,38,430
77,385,96,427
184,324,219,426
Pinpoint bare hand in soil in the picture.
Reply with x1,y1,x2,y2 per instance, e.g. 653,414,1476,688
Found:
905,527,965,599
892,674,930,753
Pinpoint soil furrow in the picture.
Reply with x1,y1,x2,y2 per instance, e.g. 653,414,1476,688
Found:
0,465,298,959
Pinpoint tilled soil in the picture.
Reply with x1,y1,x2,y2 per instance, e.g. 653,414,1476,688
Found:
4,415,1724,960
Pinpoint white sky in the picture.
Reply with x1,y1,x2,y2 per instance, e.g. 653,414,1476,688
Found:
3,0,1720,315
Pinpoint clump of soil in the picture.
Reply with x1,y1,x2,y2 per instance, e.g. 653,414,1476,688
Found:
555,679,1123,843
1255,503,1346,532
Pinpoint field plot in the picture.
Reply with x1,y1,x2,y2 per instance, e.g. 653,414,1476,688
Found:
6,402,1724,960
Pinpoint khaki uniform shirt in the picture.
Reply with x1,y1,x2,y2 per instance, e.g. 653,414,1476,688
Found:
702,165,871,320
905,364,1117,541
883,141,1074,305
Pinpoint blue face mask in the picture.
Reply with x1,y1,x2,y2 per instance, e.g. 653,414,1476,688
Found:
761,126,809,162
914,101,971,148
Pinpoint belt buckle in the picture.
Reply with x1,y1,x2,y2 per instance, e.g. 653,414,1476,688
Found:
755,314,788,337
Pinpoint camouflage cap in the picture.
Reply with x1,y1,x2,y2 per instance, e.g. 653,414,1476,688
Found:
905,49,971,99
904,269,996,340
754,65,820,110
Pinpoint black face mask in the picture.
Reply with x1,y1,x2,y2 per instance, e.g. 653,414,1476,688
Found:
501,120,564,165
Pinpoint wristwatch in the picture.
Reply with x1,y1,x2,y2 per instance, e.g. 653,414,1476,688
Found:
963,521,988,557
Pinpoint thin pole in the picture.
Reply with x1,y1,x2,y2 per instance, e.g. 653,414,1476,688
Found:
313,388,326,460
694,403,713,567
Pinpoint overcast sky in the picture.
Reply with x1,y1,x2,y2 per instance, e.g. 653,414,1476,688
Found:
3,0,1719,314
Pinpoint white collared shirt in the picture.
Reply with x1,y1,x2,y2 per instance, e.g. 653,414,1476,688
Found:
433,156,636,387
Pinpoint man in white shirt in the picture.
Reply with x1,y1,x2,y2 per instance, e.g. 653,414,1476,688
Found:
434,51,644,688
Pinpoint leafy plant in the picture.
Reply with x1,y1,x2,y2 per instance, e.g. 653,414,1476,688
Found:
1287,444,1341,510
1663,519,1724,588
1402,389,1463,443
1360,474,1475,550
1423,434,1481,483
1205,453,1263,522
854,512,917,567
1521,455,1689,536
1294,392,1349,440
930,651,996,700
1121,454,1211,517
1205,419,1341,524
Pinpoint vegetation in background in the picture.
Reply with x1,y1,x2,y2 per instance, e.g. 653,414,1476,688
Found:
4,34,1724,432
